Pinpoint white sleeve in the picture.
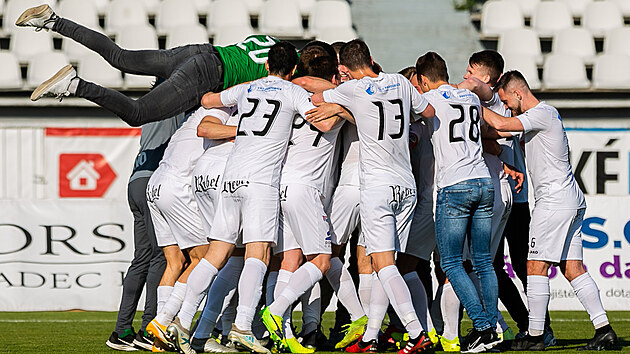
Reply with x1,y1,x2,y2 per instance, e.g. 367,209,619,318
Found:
517,107,548,133
206,107,233,124
293,86,317,118
322,80,355,107
409,82,429,117
219,84,246,107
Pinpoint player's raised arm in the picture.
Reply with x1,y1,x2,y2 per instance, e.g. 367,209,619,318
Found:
293,76,337,93
197,115,237,139
458,76,494,101
482,106,523,132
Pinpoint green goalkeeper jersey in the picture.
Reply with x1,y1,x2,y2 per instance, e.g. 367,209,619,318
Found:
215,35,280,89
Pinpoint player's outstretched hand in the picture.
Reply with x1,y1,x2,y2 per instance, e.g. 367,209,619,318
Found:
504,163,524,193
306,103,343,123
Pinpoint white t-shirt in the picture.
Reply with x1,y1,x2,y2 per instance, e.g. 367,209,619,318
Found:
220,76,316,187
337,123,360,187
202,106,239,156
481,92,508,182
158,107,208,178
424,84,490,189
516,102,586,209
323,72,429,190
280,113,344,196
409,117,435,214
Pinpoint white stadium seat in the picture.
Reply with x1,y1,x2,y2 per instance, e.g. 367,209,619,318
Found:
557,0,593,18
212,26,255,46
298,0,317,17
165,24,209,49
497,28,543,65
140,0,160,15
505,0,539,18
155,0,199,35
58,0,100,31
316,27,357,43
532,1,573,38
207,0,252,35
480,1,523,38
4,0,56,33
105,0,149,35
27,52,71,88
582,1,624,38
193,0,212,16
310,0,354,38
115,24,158,89
552,28,596,65
10,30,54,62
611,0,630,17
604,27,630,56
93,0,111,16
593,54,630,89
243,0,264,16
78,52,124,89
0,0,5,15
543,54,590,89
503,54,542,90
0,52,23,89
259,0,304,38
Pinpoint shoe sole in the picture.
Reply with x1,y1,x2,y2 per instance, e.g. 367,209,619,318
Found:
106,339,140,351
228,332,271,354
30,64,73,101
15,4,51,26
132,338,153,351
146,322,171,348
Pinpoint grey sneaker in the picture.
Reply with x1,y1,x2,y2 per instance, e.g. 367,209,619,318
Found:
191,337,239,353
227,324,271,354
15,4,58,31
166,317,195,354
31,64,76,101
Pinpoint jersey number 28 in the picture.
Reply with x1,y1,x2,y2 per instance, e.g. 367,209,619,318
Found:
448,104,480,143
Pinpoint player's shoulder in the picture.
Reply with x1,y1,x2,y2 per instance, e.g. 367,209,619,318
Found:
524,102,558,120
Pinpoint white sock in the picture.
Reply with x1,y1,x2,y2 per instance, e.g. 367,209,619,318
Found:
156,281,187,325
377,265,421,339
441,282,460,341
193,257,243,339
269,262,323,317
570,273,609,329
301,281,321,335
403,271,433,332
157,285,173,314
527,275,550,336
468,271,507,332
358,273,373,317
363,272,389,342
222,294,238,337
325,257,365,321
179,259,219,329
67,77,80,95
234,258,267,331
266,271,279,306
274,269,293,339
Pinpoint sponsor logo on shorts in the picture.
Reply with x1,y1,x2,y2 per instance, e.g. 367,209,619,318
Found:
222,180,250,193
389,185,416,212
146,184,161,202
279,185,288,202
193,174,221,193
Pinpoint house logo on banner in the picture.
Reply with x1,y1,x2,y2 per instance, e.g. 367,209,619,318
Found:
59,153,117,198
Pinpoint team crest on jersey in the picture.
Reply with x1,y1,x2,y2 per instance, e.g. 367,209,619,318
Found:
366,83,376,95
222,180,250,193
441,91,451,99
194,174,221,193
146,184,161,203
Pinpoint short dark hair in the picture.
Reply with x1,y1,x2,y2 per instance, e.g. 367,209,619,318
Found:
469,50,504,86
372,61,382,74
304,55,338,81
339,39,371,71
331,41,345,55
301,40,337,62
267,41,298,77
398,66,416,81
494,70,530,92
296,45,329,78
415,51,449,83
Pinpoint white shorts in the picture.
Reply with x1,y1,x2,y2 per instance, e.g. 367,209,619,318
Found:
489,179,513,258
528,207,585,264
147,169,206,249
328,184,361,246
404,208,436,261
209,181,279,245
191,155,227,236
360,185,416,255
274,184,332,256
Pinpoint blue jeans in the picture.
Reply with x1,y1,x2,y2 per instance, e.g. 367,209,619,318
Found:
435,178,497,331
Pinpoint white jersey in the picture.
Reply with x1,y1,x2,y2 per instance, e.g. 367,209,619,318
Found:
516,102,586,209
202,106,239,156
280,114,344,196
481,92,508,182
220,76,316,186
409,117,435,214
323,72,429,189
424,84,490,189
337,123,360,187
158,107,208,178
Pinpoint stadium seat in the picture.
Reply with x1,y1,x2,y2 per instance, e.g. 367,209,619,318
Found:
141,0,160,15
316,27,357,43
611,0,630,17
155,0,199,35
212,26,255,47
497,28,543,65
165,24,209,49
582,1,623,38
243,0,264,16
77,51,124,89
4,0,56,34
532,1,573,38
26,52,71,88
604,27,630,56
505,0,539,18
259,0,304,38
0,52,23,89
0,0,4,16
298,0,317,17
193,0,212,16
593,54,630,89
557,0,593,18
207,0,252,36
503,54,542,90
552,28,596,65
542,54,590,89
93,0,111,16
10,30,54,62
105,0,149,36
310,0,355,38
58,0,100,31
115,24,157,89
480,1,524,38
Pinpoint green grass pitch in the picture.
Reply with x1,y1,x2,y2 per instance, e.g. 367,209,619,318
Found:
0,311,627,353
